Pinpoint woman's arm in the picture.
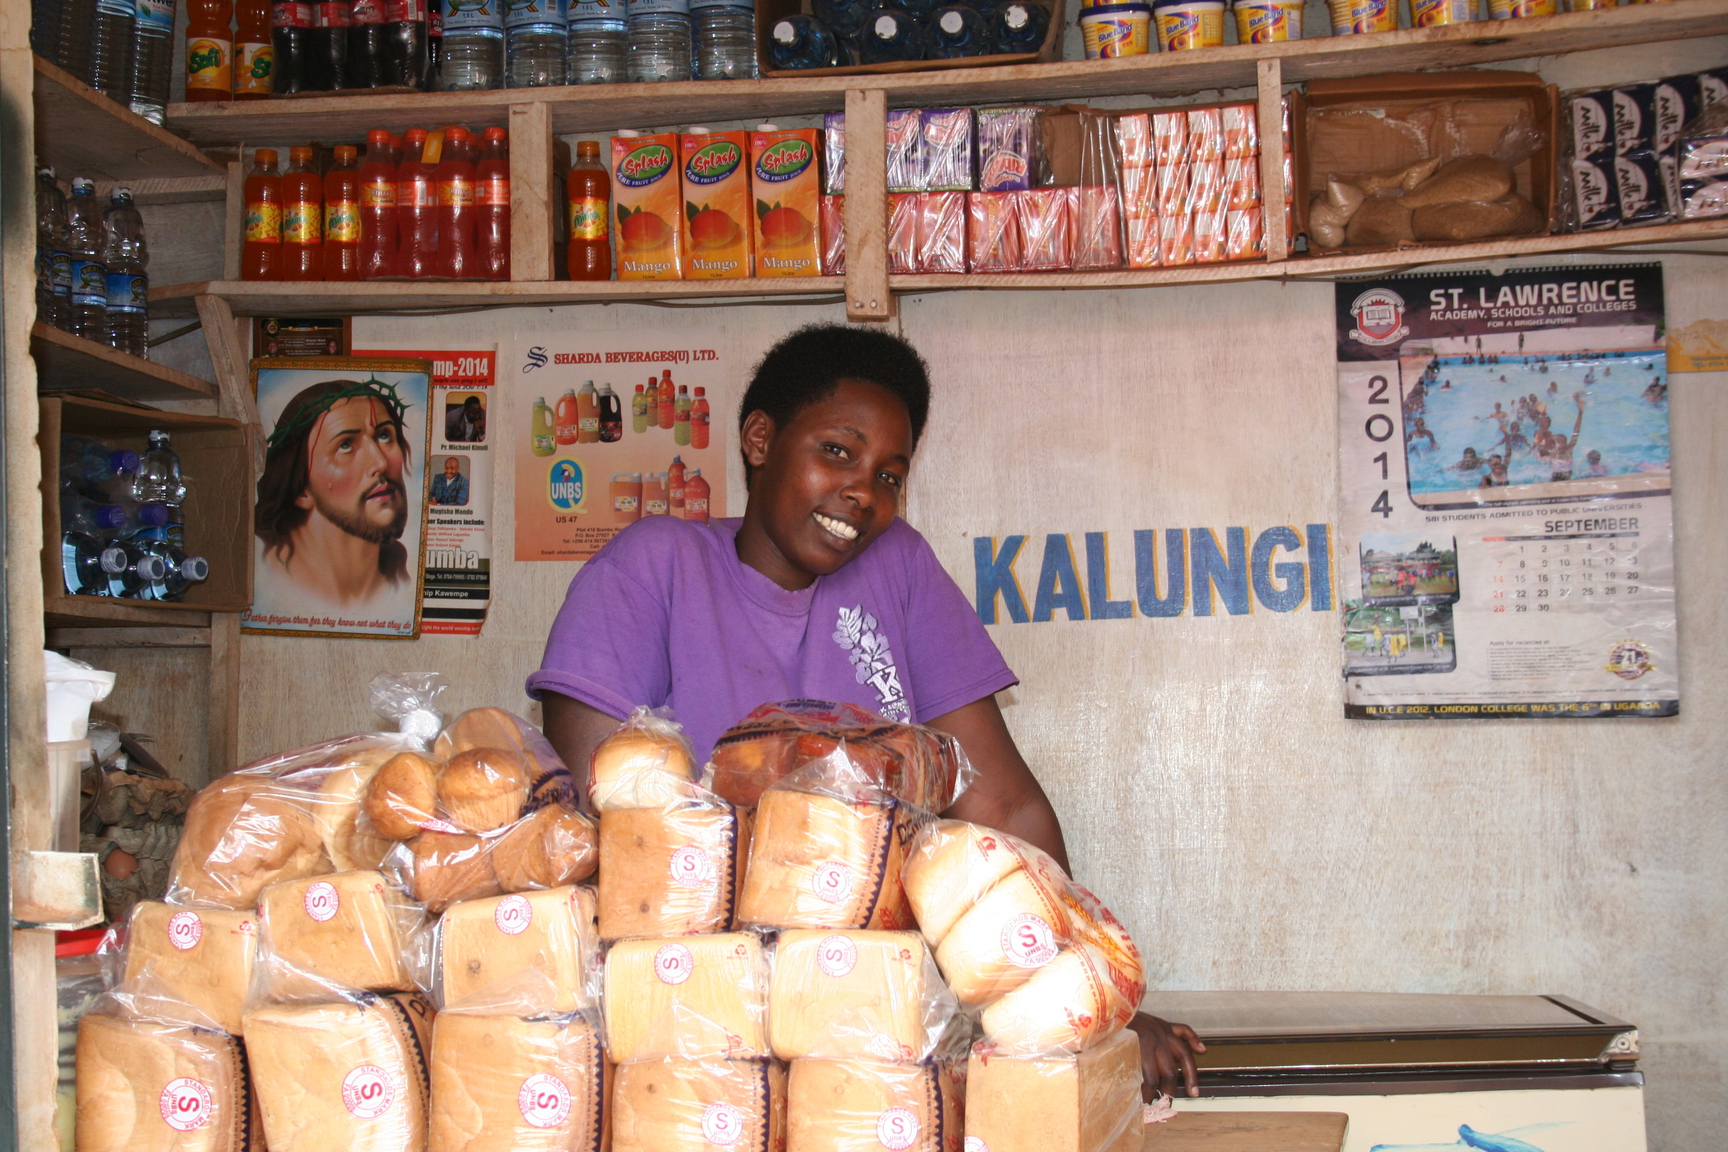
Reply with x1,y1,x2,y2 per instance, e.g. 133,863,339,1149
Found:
540,692,627,801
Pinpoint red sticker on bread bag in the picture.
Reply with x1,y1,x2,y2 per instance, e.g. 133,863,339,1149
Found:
877,1107,920,1150
1000,914,1058,968
304,881,339,922
518,1073,571,1128
166,911,203,950
816,934,858,978
702,1102,746,1145
494,894,533,935
655,942,695,985
342,1065,394,1118
159,1078,213,1131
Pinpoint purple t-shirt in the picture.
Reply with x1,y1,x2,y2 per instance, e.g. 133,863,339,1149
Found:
526,516,1017,763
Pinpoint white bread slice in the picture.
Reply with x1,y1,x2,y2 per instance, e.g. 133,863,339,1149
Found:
439,886,598,1015
122,902,257,1035
768,930,938,1062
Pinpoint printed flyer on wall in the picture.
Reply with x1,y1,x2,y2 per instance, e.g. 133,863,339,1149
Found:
1336,264,1679,719
357,347,496,636
509,330,734,562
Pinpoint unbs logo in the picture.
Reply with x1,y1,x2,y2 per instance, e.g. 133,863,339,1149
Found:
754,139,812,183
549,459,584,510
685,140,742,186
617,144,674,188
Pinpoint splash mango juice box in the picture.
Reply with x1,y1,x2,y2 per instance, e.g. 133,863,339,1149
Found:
612,132,684,279
749,128,822,277
680,130,753,279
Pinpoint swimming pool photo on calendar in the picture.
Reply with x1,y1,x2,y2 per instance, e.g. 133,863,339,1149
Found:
1397,344,1671,510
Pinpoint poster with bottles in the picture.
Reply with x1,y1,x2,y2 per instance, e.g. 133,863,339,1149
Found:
1337,264,1679,719
509,330,733,561
356,346,495,636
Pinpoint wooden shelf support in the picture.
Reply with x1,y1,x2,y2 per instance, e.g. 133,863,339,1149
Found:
511,100,557,283
1256,57,1288,264
844,88,892,323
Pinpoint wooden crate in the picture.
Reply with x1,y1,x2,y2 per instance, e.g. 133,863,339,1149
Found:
758,0,1066,80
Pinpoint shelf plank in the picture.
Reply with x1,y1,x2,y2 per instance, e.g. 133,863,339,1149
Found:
43,595,215,630
164,2,1728,145
31,323,220,404
34,55,223,182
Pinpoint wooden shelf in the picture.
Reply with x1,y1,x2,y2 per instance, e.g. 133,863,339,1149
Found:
33,56,224,183
43,595,214,630
31,323,219,404
164,1,1728,144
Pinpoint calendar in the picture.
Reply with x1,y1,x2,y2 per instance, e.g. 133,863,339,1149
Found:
1335,265,1679,719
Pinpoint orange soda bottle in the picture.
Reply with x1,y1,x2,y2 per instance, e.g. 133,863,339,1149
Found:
185,0,234,102
281,146,323,281
241,148,282,281
233,0,274,98
323,144,361,281
565,139,611,281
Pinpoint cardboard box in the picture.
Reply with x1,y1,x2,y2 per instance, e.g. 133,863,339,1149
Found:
1291,71,1558,254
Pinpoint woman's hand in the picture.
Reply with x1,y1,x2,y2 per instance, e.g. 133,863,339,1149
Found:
1128,1011,1206,1099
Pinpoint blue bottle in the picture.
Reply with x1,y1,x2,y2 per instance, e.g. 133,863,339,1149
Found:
62,531,111,596
928,4,987,55
990,0,1045,52
885,0,936,19
857,7,924,62
811,0,870,36
100,540,166,598
765,14,840,68
61,436,140,496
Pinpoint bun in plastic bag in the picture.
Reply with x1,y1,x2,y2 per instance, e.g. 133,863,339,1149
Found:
365,752,441,840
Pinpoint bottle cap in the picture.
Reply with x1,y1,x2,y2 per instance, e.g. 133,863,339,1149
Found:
874,12,898,35
689,468,700,476
695,386,705,395
446,126,471,143
72,176,94,192
485,126,507,141
138,555,166,581
406,128,428,142
577,140,601,158
100,548,126,574
334,144,357,163
289,145,314,164
941,9,964,31
368,129,393,148
38,166,54,179
182,556,210,582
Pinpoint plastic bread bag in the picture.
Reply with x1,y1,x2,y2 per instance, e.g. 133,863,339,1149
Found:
768,929,959,1063
602,932,770,1063
75,1002,256,1152
705,699,976,813
588,706,700,812
246,870,430,1005
434,706,579,824
241,990,434,1152
598,784,750,942
965,1026,1144,1152
384,804,597,915
784,1033,967,1152
1015,188,1072,272
108,900,258,1035
967,190,1023,272
610,1056,785,1152
888,192,920,275
367,670,450,744
428,1009,606,1152
433,885,600,1016
918,192,968,275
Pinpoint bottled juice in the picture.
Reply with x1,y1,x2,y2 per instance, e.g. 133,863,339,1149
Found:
554,389,578,445
668,454,686,516
643,374,659,426
323,144,361,280
679,127,753,278
477,125,510,281
673,384,691,445
435,126,478,279
359,128,398,279
611,130,683,280
632,383,648,433
531,396,555,455
599,382,622,442
398,128,436,279
242,148,282,280
577,379,600,444
691,385,710,448
610,472,642,526
281,146,323,281
684,468,710,524
234,0,274,98
749,126,822,277
658,368,674,429
566,139,610,281
185,0,234,102
643,471,668,516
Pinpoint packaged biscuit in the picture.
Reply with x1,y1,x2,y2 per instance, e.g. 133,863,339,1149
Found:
888,193,920,275
613,131,686,280
821,194,846,275
1221,102,1259,160
917,192,967,274
1015,189,1073,272
968,192,1023,272
922,109,975,192
1151,110,1187,168
978,107,1041,192
1186,107,1224,162
824,111,847,195
751,128,823,277
886,109,926,194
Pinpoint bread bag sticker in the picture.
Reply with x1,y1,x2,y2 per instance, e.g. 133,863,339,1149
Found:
494,894,533,935
669,845,716,888
304,881,340,922
701,1101,746,1145
342,1064,395,1118
811,860,855,903
1001,914,1058,968
877,1107,920,1150
518,1073,572,1128
655,941,695,985
817,933,858,978
159,1078,213,1131
965,1139,990,1152
166,910,204,950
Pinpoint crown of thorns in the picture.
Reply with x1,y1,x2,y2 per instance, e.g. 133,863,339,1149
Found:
266,377,411,451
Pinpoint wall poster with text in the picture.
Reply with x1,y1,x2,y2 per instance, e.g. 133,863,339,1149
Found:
1337,264,1679,719
509,330,733,562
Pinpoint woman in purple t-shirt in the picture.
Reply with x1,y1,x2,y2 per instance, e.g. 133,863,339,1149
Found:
530,324,1202,1097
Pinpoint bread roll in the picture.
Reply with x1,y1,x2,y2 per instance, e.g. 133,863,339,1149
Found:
76,1014,253,1152
1398,154,1515,208
434,706,538,761
603,934,768,1063
365,752,441,840
428,1013,604,1152
934,868,1071,1006
965,1027,1143,1152
439,886,597,1015
977,943,1138,1056
491,805,597,893
785,1058,961,1152
1345,195,1414,247
122,902,257,1035
769,930,941,1063
589,724,698,811
707,731,800,809
597,803,748,940
171,773,326,910
317,748,400,871
409,830,501,913
611,1058,785,1152
438,748,531,833
1411,193,1546,241
243,993,434,1152
736,790,921,931
257,871,412,997
902,821,1023,947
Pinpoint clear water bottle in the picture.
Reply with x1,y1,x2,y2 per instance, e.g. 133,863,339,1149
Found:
65,178,108,344
567,4,626,84
626,0,691,82
128,0,176,123
100,540,166,598
61,490,129,538
928,3,986,54
858,7,923,63
103,189,149,358
692,0,754,78
89,0,138,104
63,532,111,596
141,544,209,601
812,0,869,37
132,429,187,506
55,0,97,80
990,0,1044,52
33,0,64,61
36,168,69,332
439,0,505,89
506,0,567,85
766,13,838,68
61,436,140,496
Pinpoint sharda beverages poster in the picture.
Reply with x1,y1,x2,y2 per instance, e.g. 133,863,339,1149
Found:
1336,264,1679,719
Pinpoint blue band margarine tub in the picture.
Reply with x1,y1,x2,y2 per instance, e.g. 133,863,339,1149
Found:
1231,0,1303,41
1153,0,1224,50
1411,0,1476,24
1488,0,1556,16
1080,3,1153,57
1328,0,1394,33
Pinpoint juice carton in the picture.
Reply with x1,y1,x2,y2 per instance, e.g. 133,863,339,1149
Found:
612,132,684,280
750,128,823,277
888,193,919,274
680,129,754,279
821,194,846,275
917,192,967,274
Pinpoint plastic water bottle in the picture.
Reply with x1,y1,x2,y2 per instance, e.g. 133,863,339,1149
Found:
61,436,141,496
567,3,626,84
63,530,113,595
858,8,924,62
886,0,935,18
103,189,149,358
626,0,691,82
66,179,108,344
928,3,986,54
33,0,64,62
990,0,1044,52
36,169,69,332
692,0,755,78
812,0,869,36
100,541,166,598
440,0,505,89
55,0,97,81
133,430,187,506
506,0,566,84
89,0,138,104
61,490,129,538
766,13,837,68
140,543,209,601
128,0,177,123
